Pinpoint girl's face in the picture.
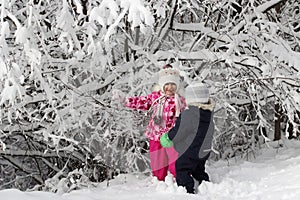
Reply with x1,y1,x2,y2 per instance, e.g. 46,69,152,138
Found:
163,83,177,96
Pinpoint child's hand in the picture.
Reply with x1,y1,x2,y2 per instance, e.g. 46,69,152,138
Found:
160,133,173,148
111,89,126,105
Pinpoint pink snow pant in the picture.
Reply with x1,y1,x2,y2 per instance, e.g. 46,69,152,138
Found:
149,140,178,181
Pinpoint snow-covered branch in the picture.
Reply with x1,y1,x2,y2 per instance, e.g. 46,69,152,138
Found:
171,22,232,43
0,149,85,162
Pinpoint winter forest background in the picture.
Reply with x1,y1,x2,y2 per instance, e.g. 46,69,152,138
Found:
0,0,299,193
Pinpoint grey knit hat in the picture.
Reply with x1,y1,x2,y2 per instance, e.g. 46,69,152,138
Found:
185,82,209,104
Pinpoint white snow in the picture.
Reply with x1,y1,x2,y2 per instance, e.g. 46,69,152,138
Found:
1,139,300,200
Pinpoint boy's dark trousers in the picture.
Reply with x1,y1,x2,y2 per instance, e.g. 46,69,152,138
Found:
175,154,210,194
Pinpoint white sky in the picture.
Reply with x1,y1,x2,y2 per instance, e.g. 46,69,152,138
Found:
1,139,300,200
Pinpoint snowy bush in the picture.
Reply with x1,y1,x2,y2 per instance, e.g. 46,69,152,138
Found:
0,0,299,192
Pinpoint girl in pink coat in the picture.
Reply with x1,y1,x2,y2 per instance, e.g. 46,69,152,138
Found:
125,67,186,181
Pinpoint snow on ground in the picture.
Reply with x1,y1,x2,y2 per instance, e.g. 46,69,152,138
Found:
2,139,300,200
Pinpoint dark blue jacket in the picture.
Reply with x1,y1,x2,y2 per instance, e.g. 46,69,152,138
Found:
168,101,214,159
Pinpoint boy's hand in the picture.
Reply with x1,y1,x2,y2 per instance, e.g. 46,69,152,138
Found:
160,133,173,148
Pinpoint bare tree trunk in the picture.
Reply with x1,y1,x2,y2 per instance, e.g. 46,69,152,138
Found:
131,26,140,60
274,103,281,140
124,20,130,62
287,110,300,139
288,121,294,139
152,0,178,54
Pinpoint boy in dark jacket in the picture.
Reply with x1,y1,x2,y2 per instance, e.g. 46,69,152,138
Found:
160,81,214,194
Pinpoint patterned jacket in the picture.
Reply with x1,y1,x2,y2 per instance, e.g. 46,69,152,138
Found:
125,91,186,141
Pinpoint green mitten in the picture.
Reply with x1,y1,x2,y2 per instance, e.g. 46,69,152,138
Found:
160,133,174,148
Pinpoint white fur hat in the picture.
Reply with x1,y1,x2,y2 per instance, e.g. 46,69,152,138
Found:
185,81,210,104
158,68,181,92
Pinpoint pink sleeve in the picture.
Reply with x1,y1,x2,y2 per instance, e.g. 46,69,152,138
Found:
125,91,160,111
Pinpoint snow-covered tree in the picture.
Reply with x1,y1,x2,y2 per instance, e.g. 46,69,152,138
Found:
0,0,299,191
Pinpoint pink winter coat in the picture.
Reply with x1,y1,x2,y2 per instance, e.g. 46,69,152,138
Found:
125,91,186,141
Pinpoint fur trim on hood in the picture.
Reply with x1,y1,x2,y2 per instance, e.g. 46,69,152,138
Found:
189,99,215,111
